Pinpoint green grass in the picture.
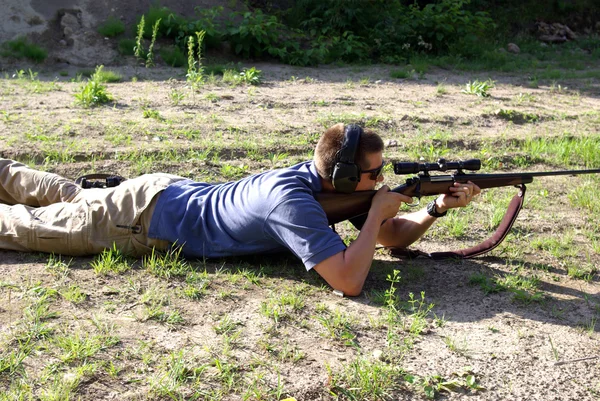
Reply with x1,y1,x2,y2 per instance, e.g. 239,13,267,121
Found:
59,285,88,304
390,68,414,79
93,67,123,83
569,177,600,215
143,246,191,279
97,16,125,37
507,136,600,168
328,357,404,399
54,330,119,363
1,37,47,62
90,244,131,275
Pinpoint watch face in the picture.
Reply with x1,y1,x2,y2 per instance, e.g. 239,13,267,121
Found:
427,200,445,217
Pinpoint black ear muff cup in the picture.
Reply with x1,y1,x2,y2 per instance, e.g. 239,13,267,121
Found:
331,124,363,193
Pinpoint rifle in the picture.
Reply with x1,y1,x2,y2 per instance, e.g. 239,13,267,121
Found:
316,159,600,259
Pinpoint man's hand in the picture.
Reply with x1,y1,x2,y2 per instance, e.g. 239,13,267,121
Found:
436,181,481,212
370,185,413,221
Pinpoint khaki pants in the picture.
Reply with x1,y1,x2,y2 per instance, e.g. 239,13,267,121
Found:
0,159,185,257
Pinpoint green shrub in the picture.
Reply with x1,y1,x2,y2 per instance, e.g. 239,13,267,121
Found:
118,38,137,56
226,10,283,58
390,69,412,79
1,37,47,62
160,46,186,67
141,5,172,38
97,16,125,37
138,5,223,50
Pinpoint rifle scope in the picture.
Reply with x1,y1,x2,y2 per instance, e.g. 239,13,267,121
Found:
393,158,481,175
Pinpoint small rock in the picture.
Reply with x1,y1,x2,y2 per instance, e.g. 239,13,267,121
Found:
564,25,577,40
373,349,384,360
365,105,373,110
385,139,398,147
152,136,161,142
375,80,382,84
507,43,520,54
60,13,79,34
59,39,67,46
498,47,506,53
539,34,567,44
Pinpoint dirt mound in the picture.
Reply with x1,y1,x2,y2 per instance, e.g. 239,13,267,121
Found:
0,0,237,66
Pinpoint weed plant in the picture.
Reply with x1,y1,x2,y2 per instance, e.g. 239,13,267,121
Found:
74,65,113,107
239,67,262,85
146,18,161,67
462,79,495,97
134,15,146,63
186,31,206,88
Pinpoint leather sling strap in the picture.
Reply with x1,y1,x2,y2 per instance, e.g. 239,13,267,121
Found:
388,184,527,260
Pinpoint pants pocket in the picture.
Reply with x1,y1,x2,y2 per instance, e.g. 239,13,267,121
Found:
29,203,90,256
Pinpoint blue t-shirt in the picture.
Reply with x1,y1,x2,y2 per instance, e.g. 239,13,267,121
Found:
148,161,346,269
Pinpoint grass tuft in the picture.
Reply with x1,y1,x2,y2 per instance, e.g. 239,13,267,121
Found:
97,16,125,37
1,37,47,62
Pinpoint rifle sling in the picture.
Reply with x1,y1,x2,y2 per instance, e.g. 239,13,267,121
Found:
388,184,527,260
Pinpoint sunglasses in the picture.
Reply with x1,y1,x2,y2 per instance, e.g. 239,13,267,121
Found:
362,160,385,180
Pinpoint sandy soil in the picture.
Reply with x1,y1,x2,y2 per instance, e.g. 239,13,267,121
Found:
0,59,599,400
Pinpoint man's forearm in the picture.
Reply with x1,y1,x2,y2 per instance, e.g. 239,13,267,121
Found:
377,206,440,248
314,207,387,296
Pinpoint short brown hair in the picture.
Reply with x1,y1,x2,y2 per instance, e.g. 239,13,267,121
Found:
314,123,384,179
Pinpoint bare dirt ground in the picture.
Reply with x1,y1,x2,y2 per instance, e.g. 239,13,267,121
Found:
1,57,600,400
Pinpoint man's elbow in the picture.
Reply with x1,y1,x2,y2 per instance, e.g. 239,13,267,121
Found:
336,280,364,297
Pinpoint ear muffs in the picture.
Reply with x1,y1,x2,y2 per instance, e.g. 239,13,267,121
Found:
331,124,362,193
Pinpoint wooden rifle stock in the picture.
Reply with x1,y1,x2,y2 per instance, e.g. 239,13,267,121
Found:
317,169,600,225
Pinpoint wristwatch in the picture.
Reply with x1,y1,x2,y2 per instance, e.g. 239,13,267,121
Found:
426,199,447,218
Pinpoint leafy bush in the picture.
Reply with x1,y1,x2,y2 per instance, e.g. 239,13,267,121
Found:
277,0,493,64
226,10,283,58
139,5,223,50
1,37,47,62
404,0,494,55
97,16,125,37
124,1,495,67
